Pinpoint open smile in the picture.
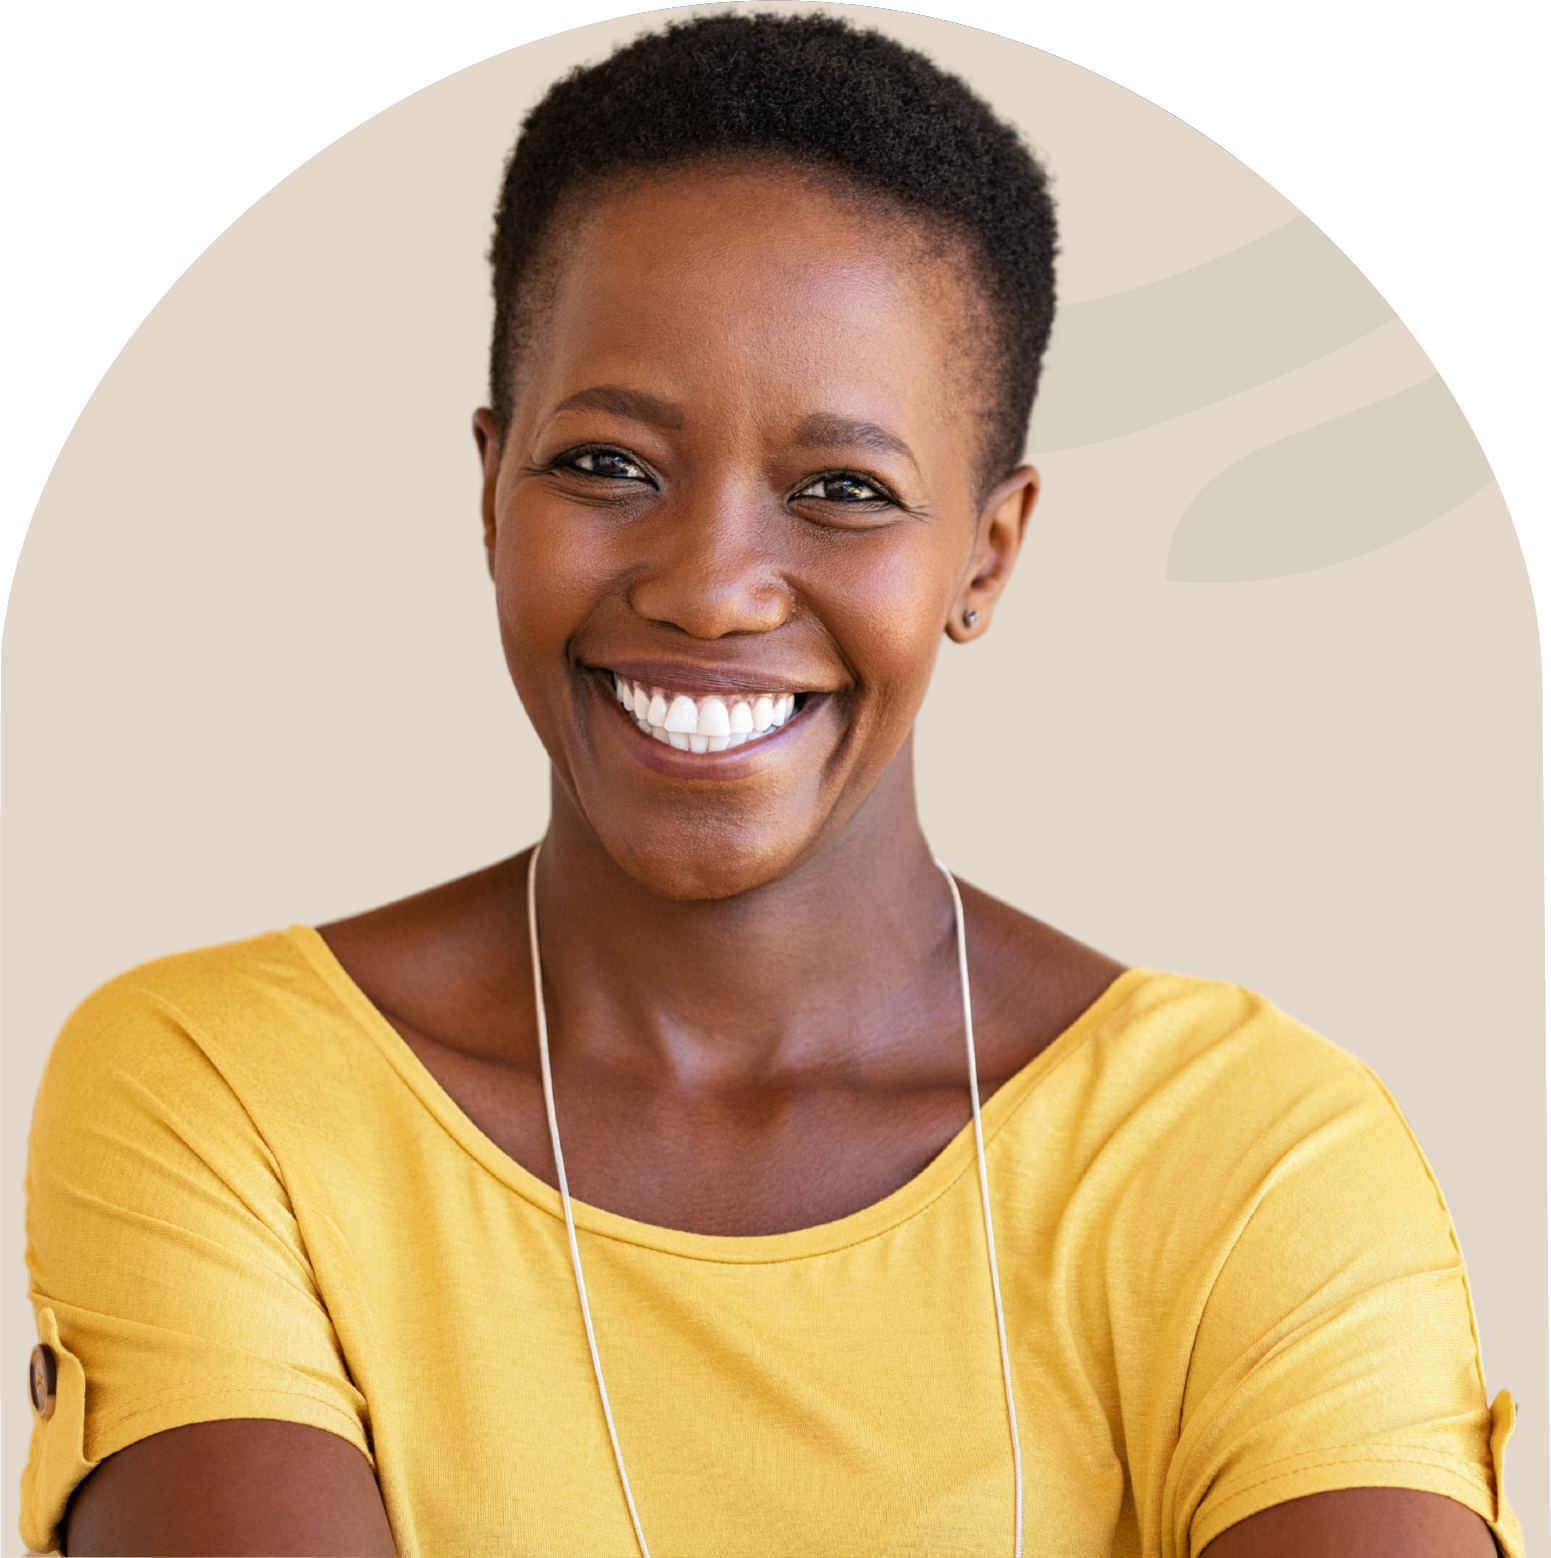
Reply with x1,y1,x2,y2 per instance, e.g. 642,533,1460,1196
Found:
606,672,808,754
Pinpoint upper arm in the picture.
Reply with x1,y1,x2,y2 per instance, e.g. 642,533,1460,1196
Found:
66,1420,397,1557
1200,1487,1499,1557
23,980,374,1554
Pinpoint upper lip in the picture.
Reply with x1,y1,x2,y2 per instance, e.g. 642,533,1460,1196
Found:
586,659,830,698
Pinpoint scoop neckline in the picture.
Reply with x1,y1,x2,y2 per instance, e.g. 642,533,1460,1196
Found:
288,923,1152,1265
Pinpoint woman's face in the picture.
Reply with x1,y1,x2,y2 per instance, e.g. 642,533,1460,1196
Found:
478,161,1036,899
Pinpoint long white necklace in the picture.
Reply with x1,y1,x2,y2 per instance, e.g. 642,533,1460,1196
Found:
525,843,1024,1558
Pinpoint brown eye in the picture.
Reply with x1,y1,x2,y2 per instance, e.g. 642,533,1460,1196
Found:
795,473,888,503
566,448,650,481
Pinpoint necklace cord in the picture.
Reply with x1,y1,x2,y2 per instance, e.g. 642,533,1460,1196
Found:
527,844,654,1558
527,843,1023,1558
935,859,1025,1558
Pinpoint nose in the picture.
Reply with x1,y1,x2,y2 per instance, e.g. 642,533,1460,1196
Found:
627,483,792,639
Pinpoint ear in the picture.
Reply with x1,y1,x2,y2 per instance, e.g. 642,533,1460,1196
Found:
946,464,1039,643
472,408,504,580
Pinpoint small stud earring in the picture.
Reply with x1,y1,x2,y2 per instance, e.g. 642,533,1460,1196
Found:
962,608,979,629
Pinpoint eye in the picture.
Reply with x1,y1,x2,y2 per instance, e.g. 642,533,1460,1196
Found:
558,447,651,482
793,472,892,504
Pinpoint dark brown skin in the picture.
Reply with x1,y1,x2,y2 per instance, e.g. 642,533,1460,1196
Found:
64,161,1499,1556
1203,1489,1499,1557
65,1422,396,1557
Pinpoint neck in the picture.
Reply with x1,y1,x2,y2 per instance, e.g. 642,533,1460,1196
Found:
531,742,959,1085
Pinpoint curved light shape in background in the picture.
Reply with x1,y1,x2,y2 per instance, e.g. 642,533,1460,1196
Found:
1168,375,1495,581
1029,216,1396,453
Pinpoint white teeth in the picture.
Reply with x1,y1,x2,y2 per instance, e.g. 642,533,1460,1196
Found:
665,695,699,735
612,676,807,755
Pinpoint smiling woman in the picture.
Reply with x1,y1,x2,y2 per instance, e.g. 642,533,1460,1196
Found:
20,13,1521,1558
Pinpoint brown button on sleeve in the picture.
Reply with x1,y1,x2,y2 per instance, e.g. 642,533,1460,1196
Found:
30,1344,57,1421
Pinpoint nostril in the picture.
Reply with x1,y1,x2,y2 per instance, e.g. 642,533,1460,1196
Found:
627,552,792,639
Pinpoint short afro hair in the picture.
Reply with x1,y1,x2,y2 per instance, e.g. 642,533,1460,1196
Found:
488,11,1057,490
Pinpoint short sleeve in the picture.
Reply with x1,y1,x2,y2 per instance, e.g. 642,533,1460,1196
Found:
21,976,371,1555
1171,1058,1522,1557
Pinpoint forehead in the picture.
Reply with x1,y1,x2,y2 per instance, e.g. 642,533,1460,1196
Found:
516,162,986,445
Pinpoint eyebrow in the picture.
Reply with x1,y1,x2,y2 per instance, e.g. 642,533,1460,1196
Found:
549,385,685,429
790,413,919,473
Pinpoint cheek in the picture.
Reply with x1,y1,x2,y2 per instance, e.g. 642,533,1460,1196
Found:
492,494,608,690
806,529,960,708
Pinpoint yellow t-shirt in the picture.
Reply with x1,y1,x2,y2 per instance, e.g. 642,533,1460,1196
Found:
22,930,1520,1557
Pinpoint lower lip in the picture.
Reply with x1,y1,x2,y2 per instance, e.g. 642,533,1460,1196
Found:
592,674,814,772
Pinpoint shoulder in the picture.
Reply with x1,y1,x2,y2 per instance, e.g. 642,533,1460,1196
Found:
1093,968,1399,1123
37,929,366,1141
1048,968,1450,1268
28,935,350,1292
954,883,1381,1132
1064,966,1414,1166
1007,972,1474,1386
989,959,1436,1241
30,927,438,1265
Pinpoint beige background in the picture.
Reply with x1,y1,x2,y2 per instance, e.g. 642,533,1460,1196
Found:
3,4,1543,1549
